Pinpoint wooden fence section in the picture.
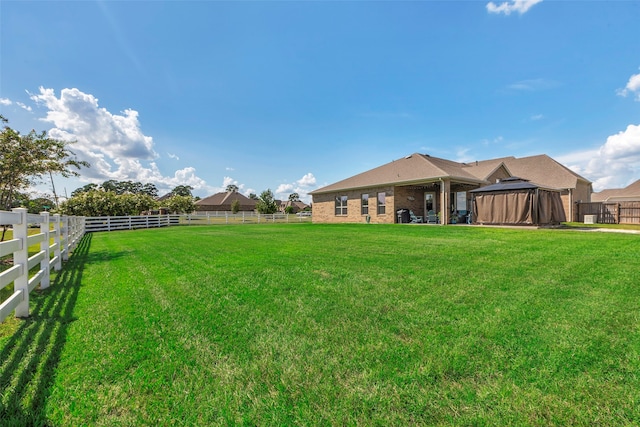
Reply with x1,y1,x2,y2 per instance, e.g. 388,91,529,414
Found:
0,208,85,323
575,202,640,224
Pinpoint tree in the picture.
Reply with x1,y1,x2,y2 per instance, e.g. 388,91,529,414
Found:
11,192,55,214
58,190,157,216
163,195,195,214
170,185,193,197
226,184,239,193
255,189,278,214
141,183,158,198
0,115,89,212
288,193,300,202
71,183,99,198
248,193,258,200
72,180,158,197
230,199,240,214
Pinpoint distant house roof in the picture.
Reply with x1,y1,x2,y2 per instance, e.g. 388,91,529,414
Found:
195,191,257,211
157,193,173,202
310,153,591,195
591,179,640,202
280,200,310,212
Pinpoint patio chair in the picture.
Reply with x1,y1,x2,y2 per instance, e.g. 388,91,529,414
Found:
426,210,438,224
409,210,423,223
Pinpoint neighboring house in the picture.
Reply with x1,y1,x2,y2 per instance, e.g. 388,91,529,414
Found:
280,200,310,213
195,191,257,212
591,179,640,202
310,153,591,224
156,193,173,202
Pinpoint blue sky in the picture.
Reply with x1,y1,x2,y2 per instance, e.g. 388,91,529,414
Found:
1,0,639,203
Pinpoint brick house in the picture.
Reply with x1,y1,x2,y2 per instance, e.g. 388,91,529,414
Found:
195,191,257,212
310,153,592,224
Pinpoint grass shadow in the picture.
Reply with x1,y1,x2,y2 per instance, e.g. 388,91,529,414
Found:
0,233,92,426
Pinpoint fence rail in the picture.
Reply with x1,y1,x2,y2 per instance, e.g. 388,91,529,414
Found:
1,208,85,323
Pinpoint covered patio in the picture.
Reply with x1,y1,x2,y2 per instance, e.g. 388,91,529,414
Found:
394,179,481,224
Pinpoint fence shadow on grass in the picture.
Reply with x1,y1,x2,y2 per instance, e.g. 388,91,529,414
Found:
0,233,92,426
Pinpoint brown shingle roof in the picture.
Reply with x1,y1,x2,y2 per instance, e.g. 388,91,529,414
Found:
310,153,487,194
311,153,592,195
592,179,640,201
195,191,257,209
473,154,590,190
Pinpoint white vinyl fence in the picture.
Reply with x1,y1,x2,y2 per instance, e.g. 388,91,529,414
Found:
0,208,85,323
84,212,311,232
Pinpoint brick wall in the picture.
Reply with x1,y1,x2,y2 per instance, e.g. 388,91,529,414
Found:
312,186,396,224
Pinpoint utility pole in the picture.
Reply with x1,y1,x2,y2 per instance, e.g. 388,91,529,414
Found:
49,171,59,209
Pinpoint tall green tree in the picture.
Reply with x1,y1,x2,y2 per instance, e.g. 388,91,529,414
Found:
170,185,194,197
0,115,89,211
288,193,300,202
255,189,278,214
226,184,239,193
71,183,99,198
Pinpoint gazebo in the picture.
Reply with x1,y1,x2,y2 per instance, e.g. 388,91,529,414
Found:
470,177,566,225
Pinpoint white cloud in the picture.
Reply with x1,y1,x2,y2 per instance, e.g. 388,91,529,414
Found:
507,78,558,92
16,102,32,112
274,173,318,203
0,98,11,106
617,70,640,101
32,87,157,160
28,86,210,194
297,173,316,187
225,167,235,171
481,136,504,147
167,152,179,160
276,183,295,194
556,124,640,192
530,114,544,121
487,0,542,15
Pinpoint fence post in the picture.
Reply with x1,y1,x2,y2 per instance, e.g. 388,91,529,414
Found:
53,213,62,271
63,216,70,261
40,212,51,289
12,208,29,318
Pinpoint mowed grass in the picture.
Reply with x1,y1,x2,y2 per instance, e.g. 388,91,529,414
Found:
1,224,639,425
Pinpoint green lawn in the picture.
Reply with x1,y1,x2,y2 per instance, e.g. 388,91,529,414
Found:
1,224,639,425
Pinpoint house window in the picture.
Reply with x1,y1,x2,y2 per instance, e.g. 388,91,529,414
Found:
377,192,386,215
361,194,369,215
335,195,348,216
